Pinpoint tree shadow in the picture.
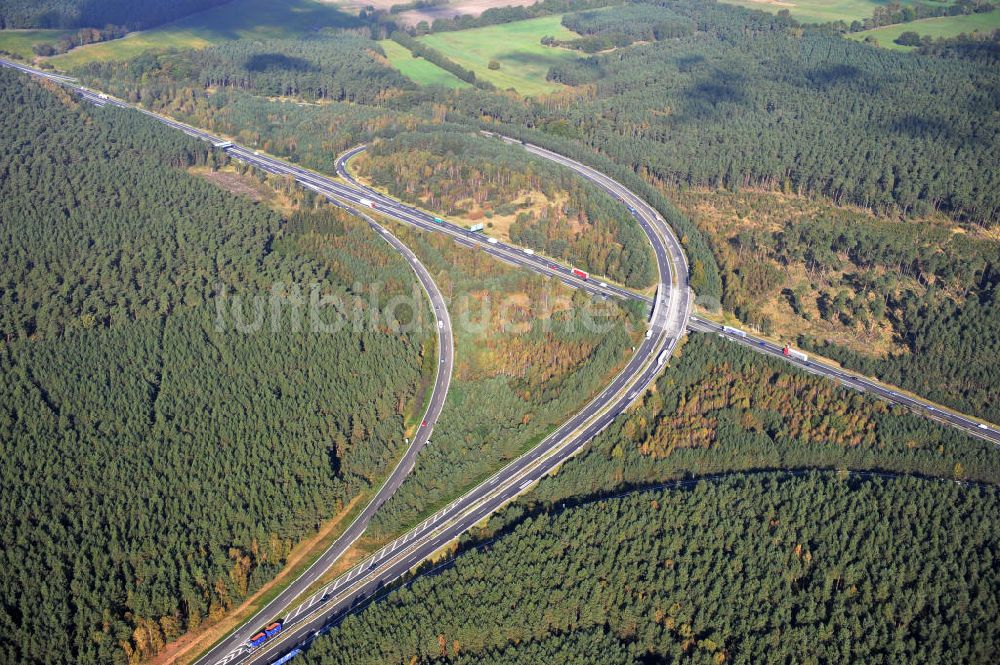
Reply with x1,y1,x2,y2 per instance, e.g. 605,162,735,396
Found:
493,50,566,66
805,63,860,88
675,54,705,73
675,67,748,121
245,53,319,73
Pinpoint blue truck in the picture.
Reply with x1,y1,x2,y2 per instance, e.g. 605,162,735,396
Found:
246,619,283,651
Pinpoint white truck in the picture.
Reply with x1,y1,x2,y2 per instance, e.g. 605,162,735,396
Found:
783,346,808,362
359,198,375,209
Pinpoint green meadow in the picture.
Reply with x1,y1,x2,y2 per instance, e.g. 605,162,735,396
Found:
379,38,471,89
415,15,583,96
48,0,362,69
849,9,1000,49
0,29,76,59
720,0,954,25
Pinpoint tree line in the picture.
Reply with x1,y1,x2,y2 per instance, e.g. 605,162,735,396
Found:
547,4,694,52
78,35,412,105
390,31,494,90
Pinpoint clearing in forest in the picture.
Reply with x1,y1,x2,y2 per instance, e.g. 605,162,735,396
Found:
720,0,958,24
47,0,362,68
379,38,472,88
415,15,583,95
848,9,1000,49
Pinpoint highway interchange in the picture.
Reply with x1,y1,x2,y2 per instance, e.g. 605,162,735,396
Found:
2,55,998,665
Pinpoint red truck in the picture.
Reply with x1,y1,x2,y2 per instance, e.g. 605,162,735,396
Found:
572,268,588,280
783,346,808,362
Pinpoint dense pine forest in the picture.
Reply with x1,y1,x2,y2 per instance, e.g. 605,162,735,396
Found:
533,0,999,224
0,0,229,29
300,472,1000,664
0,70,431,664
356,131,657,287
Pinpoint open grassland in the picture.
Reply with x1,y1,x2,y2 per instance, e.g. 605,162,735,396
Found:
720,0,953,24
378,38,471,88
849,9,1000,48
48,0,362,68
0,29,76,59
415,15,583,95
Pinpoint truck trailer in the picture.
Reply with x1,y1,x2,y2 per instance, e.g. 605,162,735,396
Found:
783,346,808,362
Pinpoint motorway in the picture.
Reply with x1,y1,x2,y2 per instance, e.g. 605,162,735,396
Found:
196,128,691,665
3,56,998,665
688,317,1000,445
190,203,455,665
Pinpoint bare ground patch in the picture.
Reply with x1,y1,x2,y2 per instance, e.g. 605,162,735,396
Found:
189,165,300,215
149,494,364,665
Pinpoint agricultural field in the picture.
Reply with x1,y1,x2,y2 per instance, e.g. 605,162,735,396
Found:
849,9,1000,48
47,0,361,68
378,38,471,88
415,14,583,95
720,0,953,24
0,29,75,58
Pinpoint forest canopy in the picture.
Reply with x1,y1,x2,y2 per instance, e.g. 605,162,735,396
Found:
0,69,429,665
532,0,1000,224
0,0,230,29
299,472,1000,664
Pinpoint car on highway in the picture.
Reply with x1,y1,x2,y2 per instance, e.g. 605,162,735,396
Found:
421,420,427,427
487,237,499,244
980,423,990,430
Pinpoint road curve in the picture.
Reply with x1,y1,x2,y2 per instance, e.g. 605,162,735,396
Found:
187,211,453,665
205,142,691,663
